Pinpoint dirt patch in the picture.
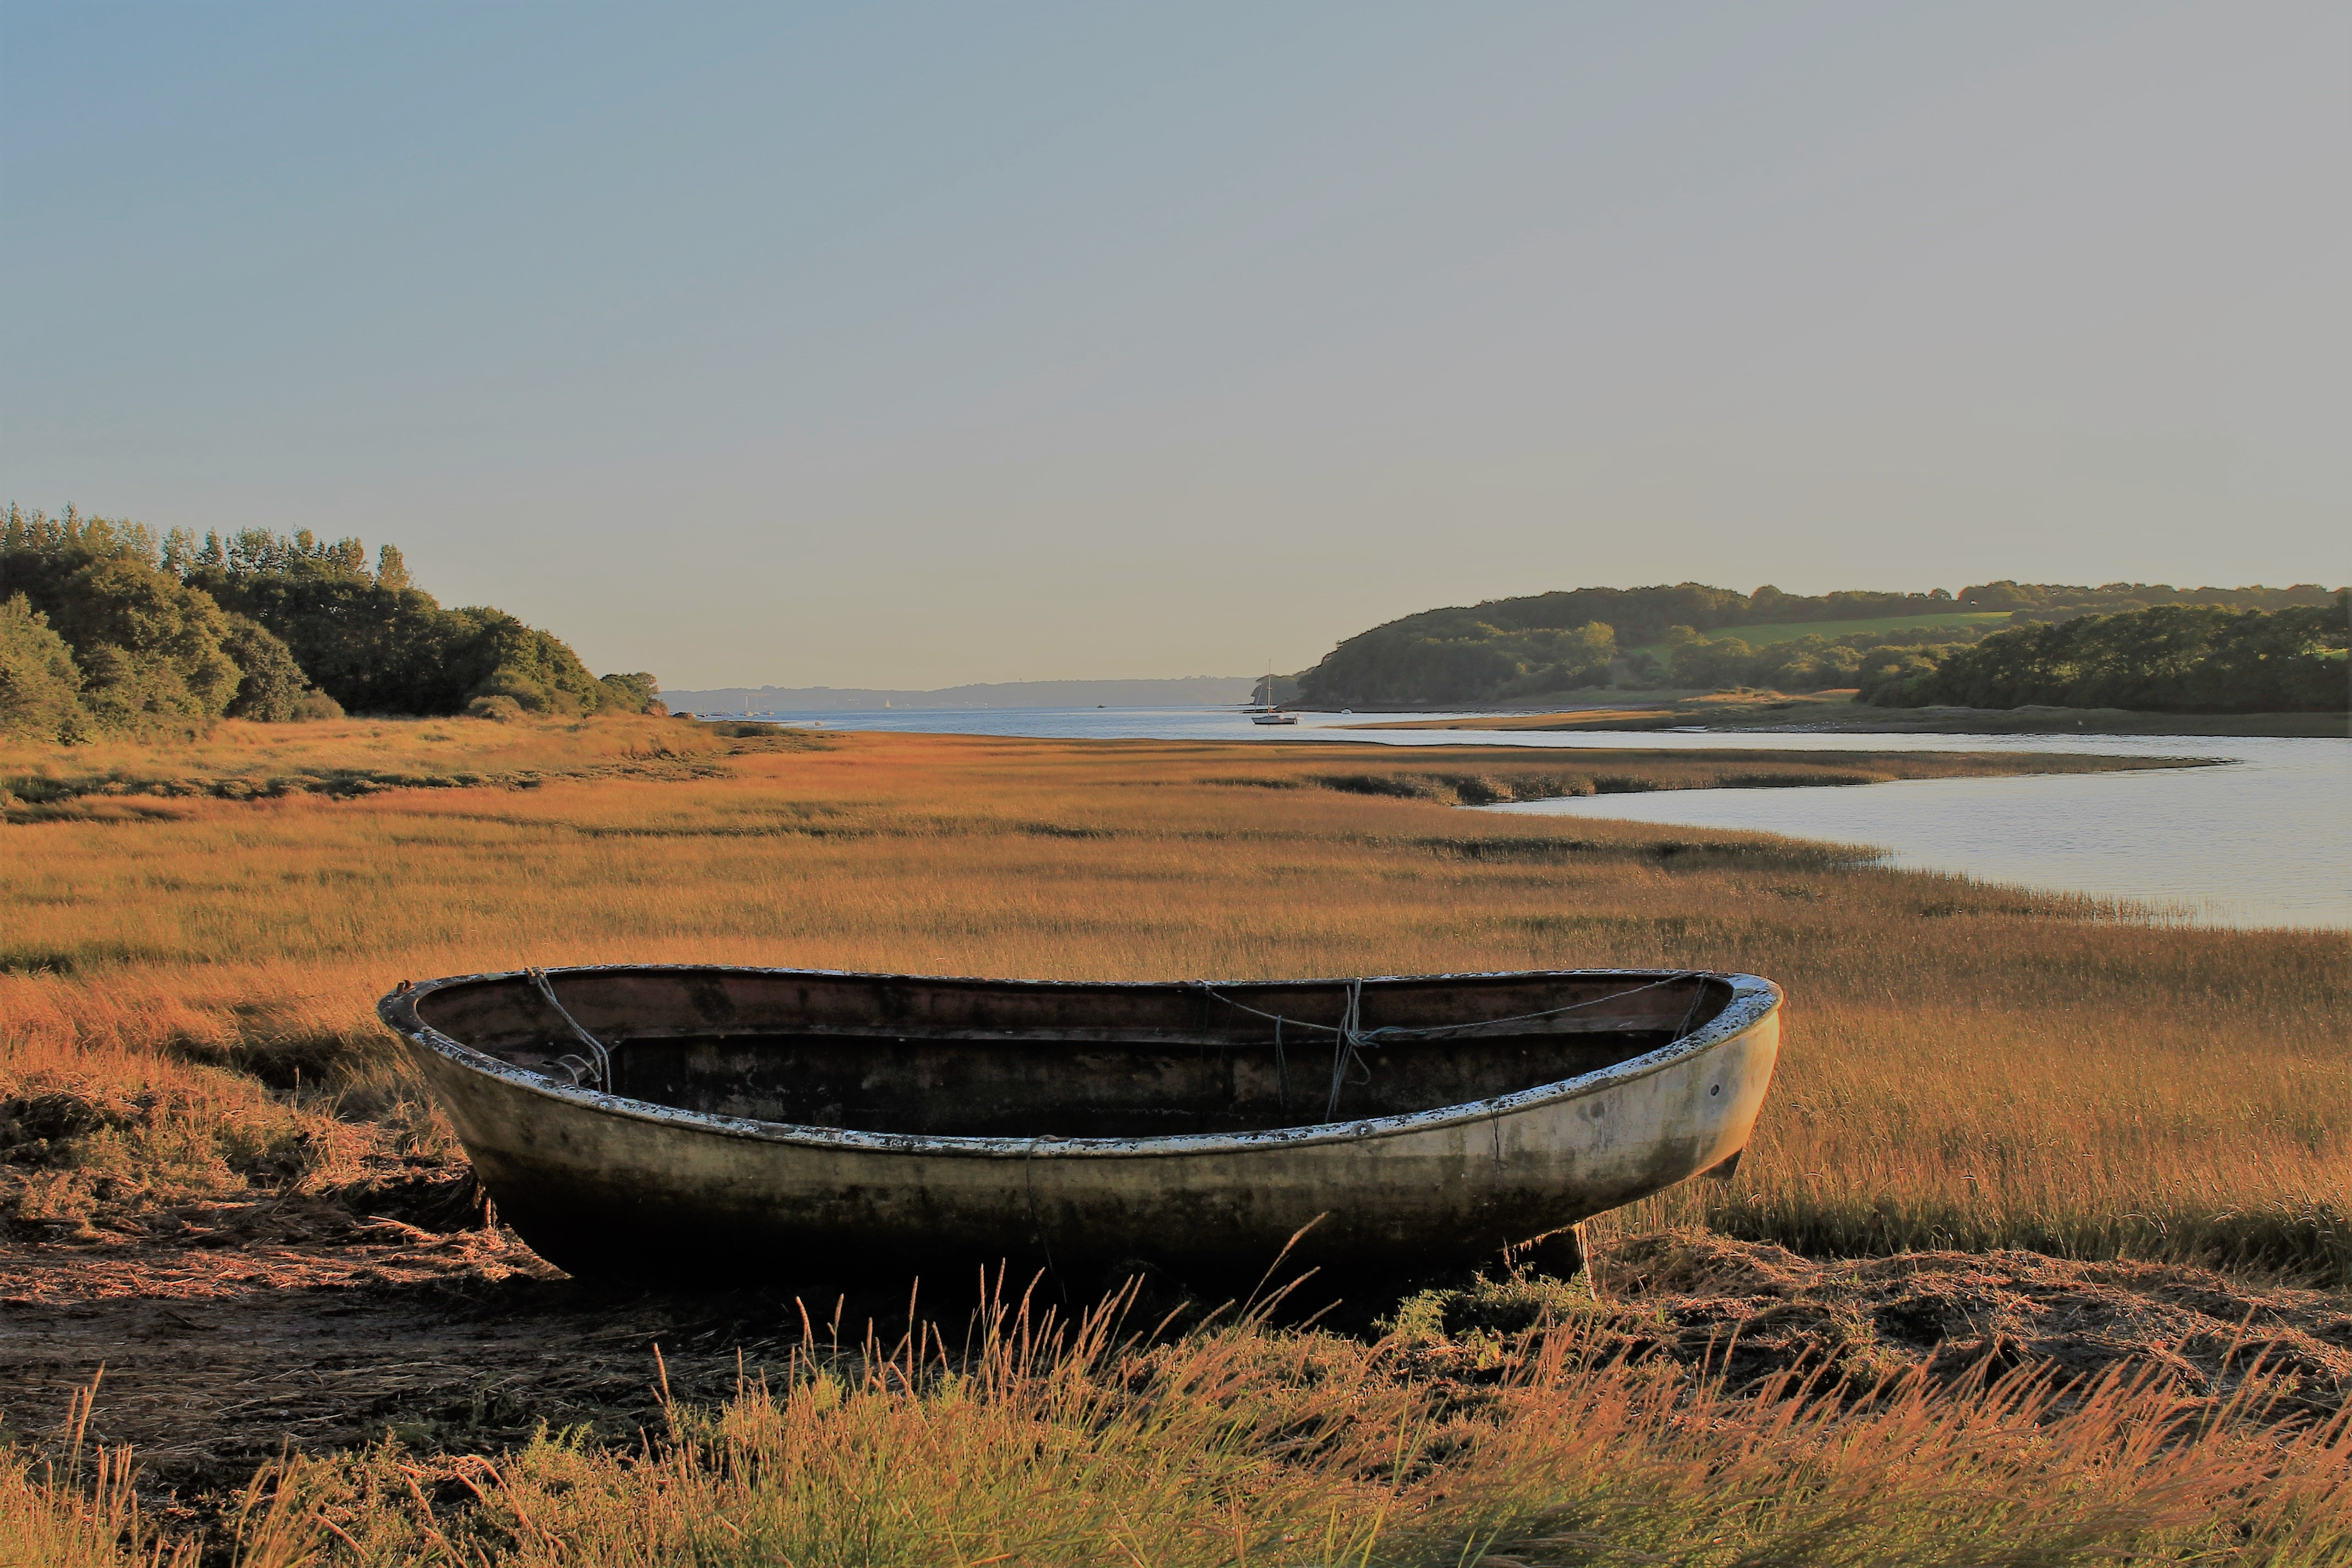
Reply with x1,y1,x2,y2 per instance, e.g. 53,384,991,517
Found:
6,1213,2347,1526
1382,1232,2349,1427
1589,1231,2352,1412
0,1204,787,1513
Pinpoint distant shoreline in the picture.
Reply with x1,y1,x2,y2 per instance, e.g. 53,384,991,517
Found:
1339,691,2347,739
661,676,1262,713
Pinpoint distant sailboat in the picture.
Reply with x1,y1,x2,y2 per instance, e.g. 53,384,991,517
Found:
1249,669,1299,725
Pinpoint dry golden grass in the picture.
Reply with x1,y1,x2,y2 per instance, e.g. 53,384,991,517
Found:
0,713,734,823
12,1292,2350,1567
4,718,2348,1562
2,721,2344,1278
2,712,727,786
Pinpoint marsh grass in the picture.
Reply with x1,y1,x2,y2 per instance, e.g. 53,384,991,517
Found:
0,714,760,824
3,723,2344,1280
14,1285,2351,1566
2,1376,200,1568
3,720,2349,1561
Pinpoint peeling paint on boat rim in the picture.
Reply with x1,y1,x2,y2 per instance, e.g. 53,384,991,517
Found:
378,964,1783,1285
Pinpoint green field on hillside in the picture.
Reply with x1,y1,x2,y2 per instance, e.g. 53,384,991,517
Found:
1626,609,2013,656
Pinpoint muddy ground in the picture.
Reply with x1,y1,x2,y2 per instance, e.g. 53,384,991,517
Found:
5,1172,2348,1526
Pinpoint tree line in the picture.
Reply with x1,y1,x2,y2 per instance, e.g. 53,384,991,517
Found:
2,505,662,741
1856,598,2348,714
1480,601,2345,712
1643,625,1991,695
1953,579,2329,617
1295,578,2345,709
1300,582,1982,704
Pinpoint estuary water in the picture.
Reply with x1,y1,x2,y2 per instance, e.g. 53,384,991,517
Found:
738,707,2350,931
1478,736,2348,932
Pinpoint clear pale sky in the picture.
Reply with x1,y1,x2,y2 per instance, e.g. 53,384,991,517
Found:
5,4,2345,689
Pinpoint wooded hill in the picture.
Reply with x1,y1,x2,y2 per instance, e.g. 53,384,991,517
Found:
1,506,661,741
1858,600,2349,714
1296,580,2348,712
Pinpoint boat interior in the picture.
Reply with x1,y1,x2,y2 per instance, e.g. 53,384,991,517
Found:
412,967,1732,1140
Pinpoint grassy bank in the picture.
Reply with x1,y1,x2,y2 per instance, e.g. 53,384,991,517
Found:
1352,688,2349,736
11,1287,2350,1567
2,718,2345,1559
0,712,739,823
3,720,2339,1278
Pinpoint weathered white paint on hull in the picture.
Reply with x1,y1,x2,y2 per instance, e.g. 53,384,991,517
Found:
381,966,1781,1288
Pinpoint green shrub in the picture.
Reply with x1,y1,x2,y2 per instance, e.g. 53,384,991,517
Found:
6,509,643,721
0,595,85,742
1871,598,2351,713
219,614,318,721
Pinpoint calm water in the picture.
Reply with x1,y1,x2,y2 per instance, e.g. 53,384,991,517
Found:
1482,737,2348,932
740,707,2351,931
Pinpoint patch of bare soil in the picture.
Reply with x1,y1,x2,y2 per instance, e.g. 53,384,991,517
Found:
1589,1231,2351,1414
3,1215,2345,1523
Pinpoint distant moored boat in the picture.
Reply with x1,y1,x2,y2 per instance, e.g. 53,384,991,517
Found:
1248,668,1300,724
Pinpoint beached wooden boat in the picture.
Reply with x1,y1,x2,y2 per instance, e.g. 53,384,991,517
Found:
378,966,1781,1288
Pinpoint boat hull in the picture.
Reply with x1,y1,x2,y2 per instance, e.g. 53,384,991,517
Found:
381,966,1781,1289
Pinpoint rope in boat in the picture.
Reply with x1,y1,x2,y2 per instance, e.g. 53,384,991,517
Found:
1325,978,1368,1120
1669,978,1709,1044
1191,972,1697,1044
1023,1140,1066,1304
520,968,1705,1103
526,967,613,1090
1190,972,1707,1123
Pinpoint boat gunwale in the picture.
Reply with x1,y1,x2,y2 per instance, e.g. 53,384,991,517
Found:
377,964,1782,1161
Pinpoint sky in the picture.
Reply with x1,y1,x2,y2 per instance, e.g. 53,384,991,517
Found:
4,3,2345,690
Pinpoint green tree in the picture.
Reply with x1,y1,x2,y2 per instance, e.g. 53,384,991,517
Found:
1872,598,2348,713
1668,634,1756,689
0,595,87,741
444,609,607,715
219,614,330,721
183,529,462,714
597,671,663,714
1293,574,2342,708
1663,626,1982,695
1,538,242,726
4,508,646,723
184,527,621,716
